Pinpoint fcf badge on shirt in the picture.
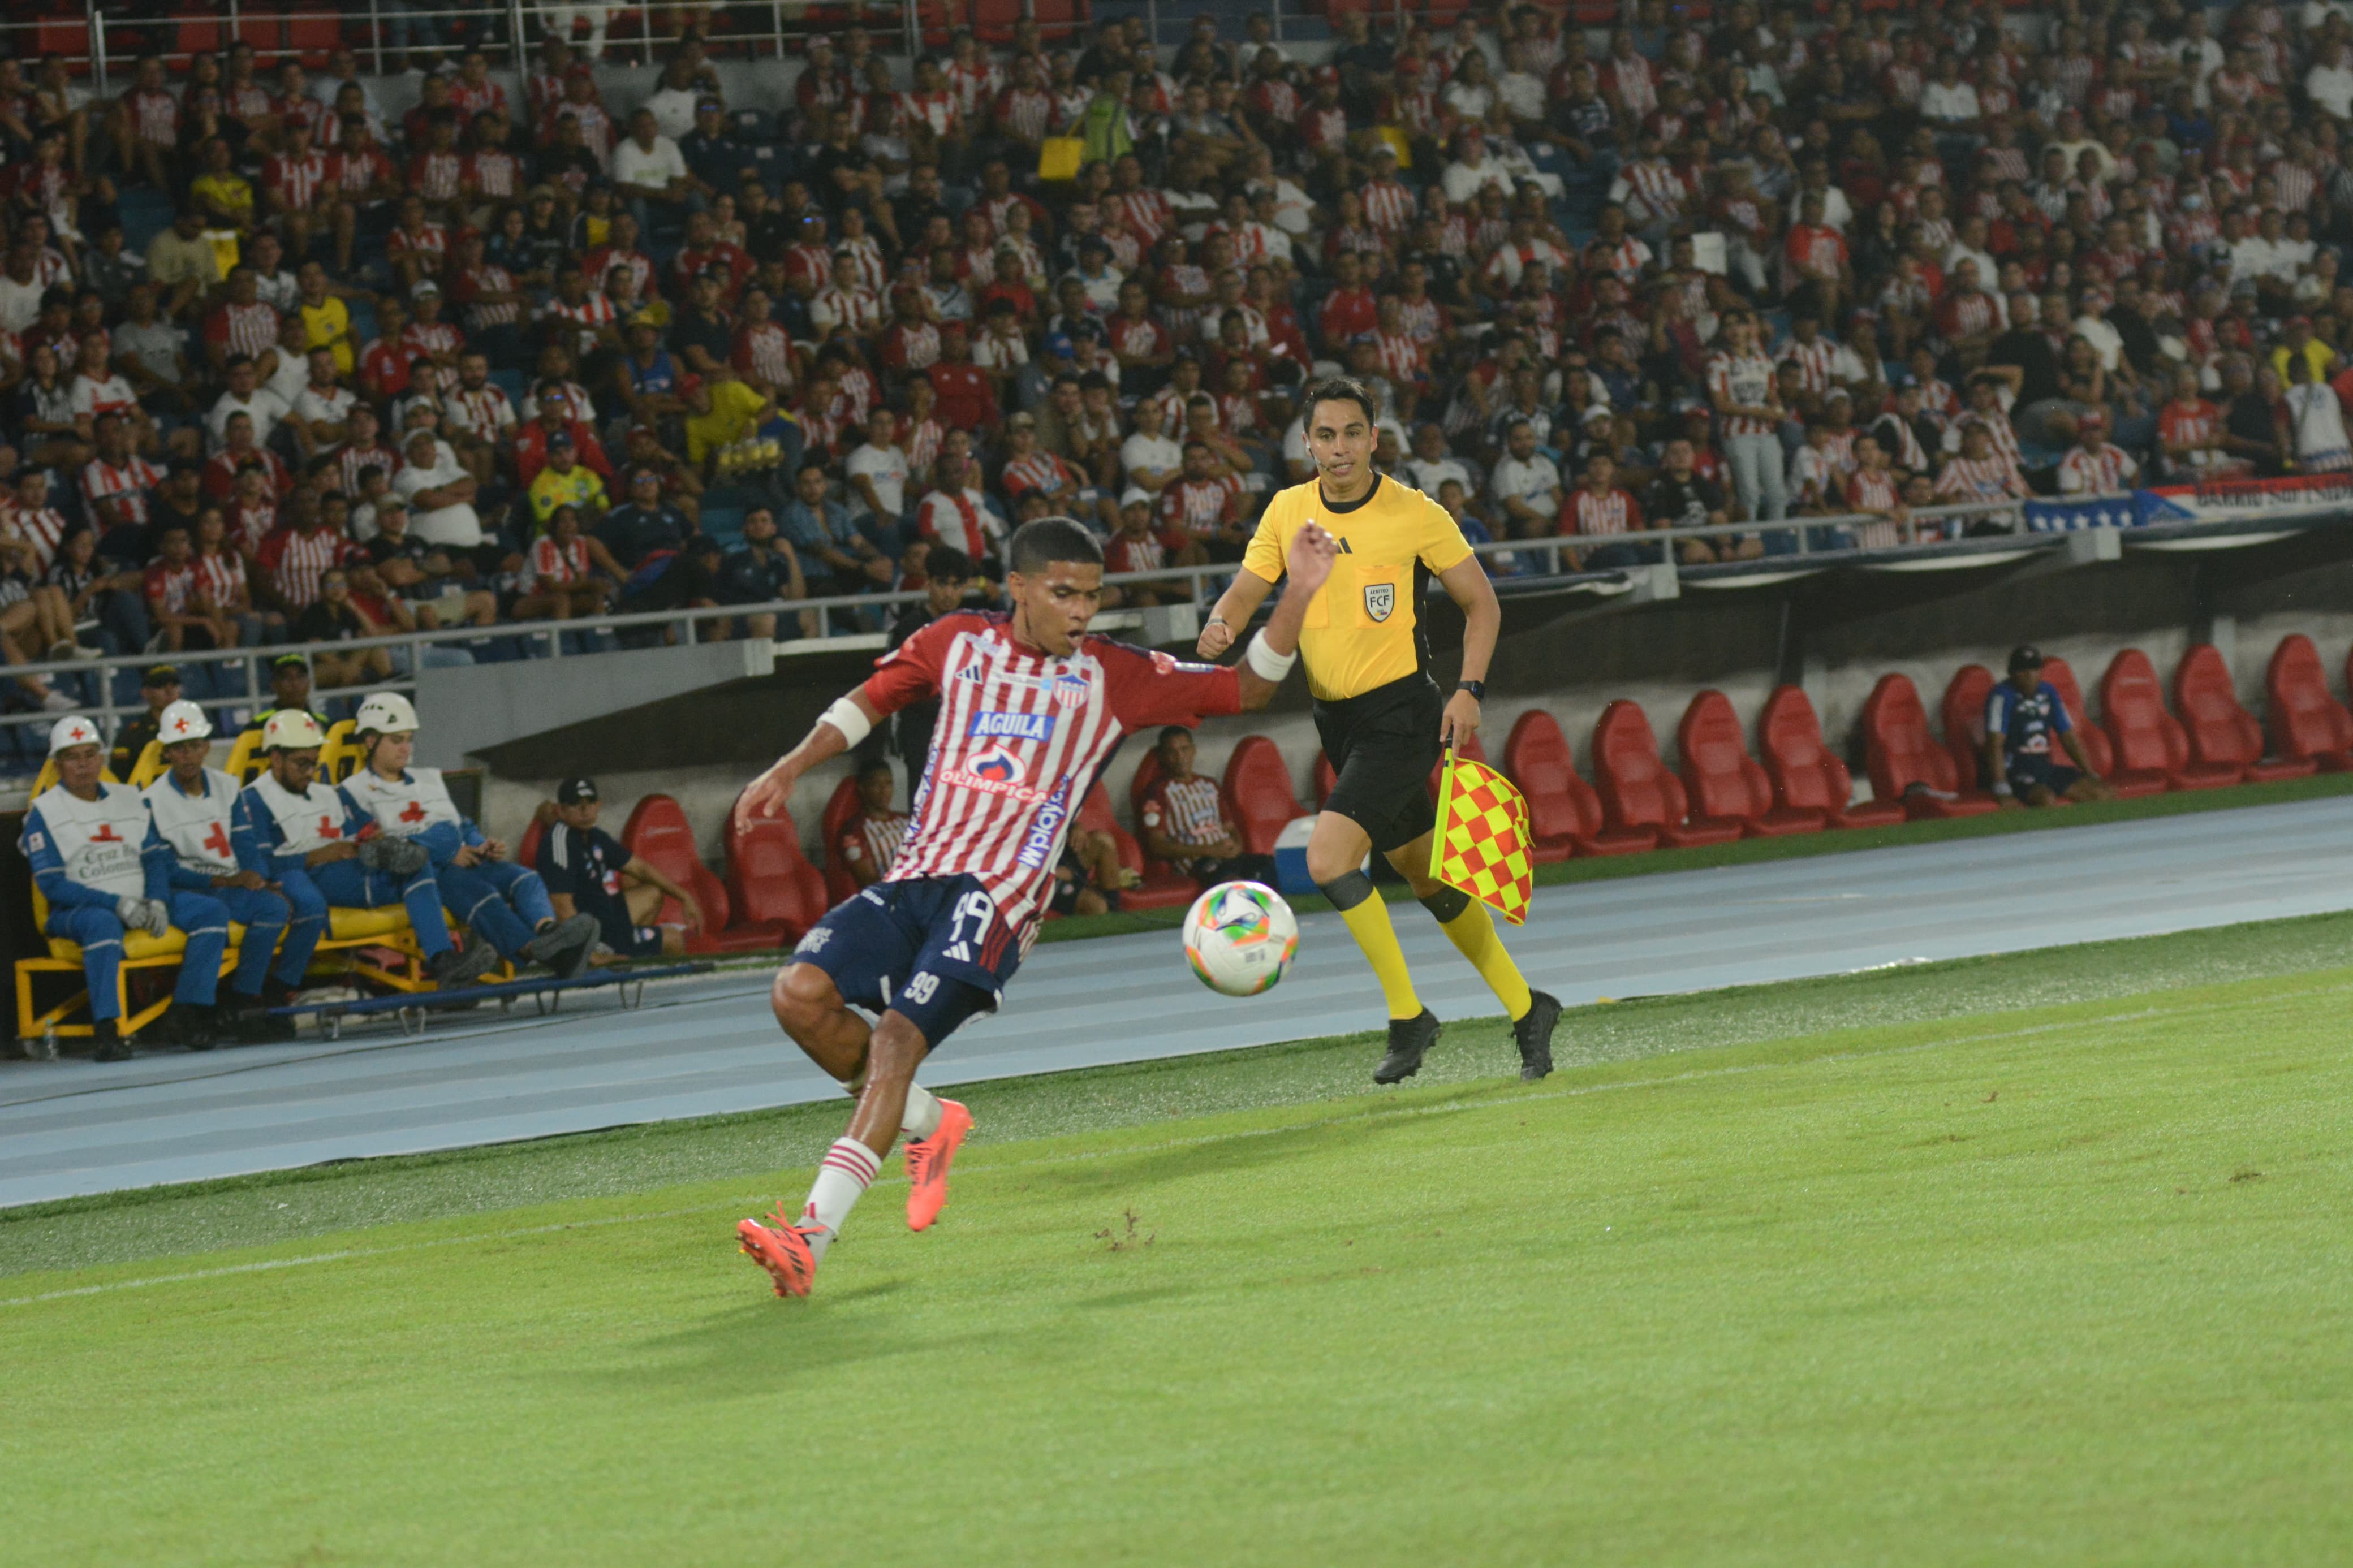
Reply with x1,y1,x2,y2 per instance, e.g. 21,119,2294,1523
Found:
1363,582,1395,621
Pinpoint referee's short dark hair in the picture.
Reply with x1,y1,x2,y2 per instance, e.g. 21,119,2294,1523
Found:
1008,516,1102,576
1303,375,1379,430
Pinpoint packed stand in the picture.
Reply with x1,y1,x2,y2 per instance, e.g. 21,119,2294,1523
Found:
0,0,2348,738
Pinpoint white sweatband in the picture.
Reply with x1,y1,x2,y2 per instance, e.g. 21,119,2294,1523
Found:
819,696,873,748
1244,633,1299,681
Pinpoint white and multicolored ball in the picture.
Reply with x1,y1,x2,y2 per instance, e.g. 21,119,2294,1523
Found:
1182,881,1299,997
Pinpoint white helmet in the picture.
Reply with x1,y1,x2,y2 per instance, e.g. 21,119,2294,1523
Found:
158,699,213,744
355,692,419,735
47,714,101,756
262,709,326,751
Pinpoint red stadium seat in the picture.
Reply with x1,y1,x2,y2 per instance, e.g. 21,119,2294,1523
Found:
1501,709,1654,859
1128,745,1166,822
37,15,91,69
1313,753,1335,807
1592,700,1744,848
819,775,863,904
171,13,222,59
1940,664,1995,793
287,11,344,64
1757,685,1907,829
515,811,546,872
2265,634,2353,772
237,8,286,54
2039,657,2136,788
1860,673,1999,819
724,796,830,946
1676,690,1824,836
1426,728,1488,800
2097,649,2239,792
2174,643,2314,783
1221,736,1305,856
619,793,784,953
1078,783,1195,910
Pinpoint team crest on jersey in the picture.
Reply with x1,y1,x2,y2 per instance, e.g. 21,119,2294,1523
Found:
1051,669,1090,708
1364,582,1395,622
969,710,1058,742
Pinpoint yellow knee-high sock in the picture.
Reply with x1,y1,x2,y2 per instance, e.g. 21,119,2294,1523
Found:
1438,900,1533,1021
1337,890,1421,1021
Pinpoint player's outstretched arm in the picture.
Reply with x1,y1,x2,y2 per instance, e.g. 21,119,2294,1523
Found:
736,689,886,829
1237,523,1339,711
1434,554,1501,746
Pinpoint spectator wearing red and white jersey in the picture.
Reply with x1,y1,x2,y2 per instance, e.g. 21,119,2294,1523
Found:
2157,365,2245,480
925,321,998,434
915,453,1004,574
835,761,911,890
1934,424,2032,506
1560,452,1653,571
1158,439,1247,563
1137,728,1275,889
2057,409,2139,494
202,267,282,374
1104,489,1192,603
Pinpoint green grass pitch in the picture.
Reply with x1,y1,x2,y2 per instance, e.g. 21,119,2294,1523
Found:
5,920,2351,1565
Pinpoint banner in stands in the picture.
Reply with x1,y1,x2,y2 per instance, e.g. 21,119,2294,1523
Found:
2023,494,2144,533
2134,472,2353,524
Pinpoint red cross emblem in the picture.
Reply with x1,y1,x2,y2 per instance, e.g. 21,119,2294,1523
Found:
317,816,342,840
399,800,428,823
170,716,193,735
89,822,124,843
202,822,233,859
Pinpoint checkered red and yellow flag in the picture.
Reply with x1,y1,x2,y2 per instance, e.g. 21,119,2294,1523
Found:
1428,747,1535,926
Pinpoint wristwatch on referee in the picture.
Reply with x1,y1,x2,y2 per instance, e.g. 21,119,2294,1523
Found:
1456,680,1486,701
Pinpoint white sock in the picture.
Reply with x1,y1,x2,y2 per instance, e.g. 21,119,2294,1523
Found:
799,1137,881,1263
902,1083,944,1141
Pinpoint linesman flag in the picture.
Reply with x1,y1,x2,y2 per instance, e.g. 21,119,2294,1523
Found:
1428,746,1535,925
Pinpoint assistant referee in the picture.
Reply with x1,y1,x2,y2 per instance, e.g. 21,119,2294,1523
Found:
1198,377,1561,1083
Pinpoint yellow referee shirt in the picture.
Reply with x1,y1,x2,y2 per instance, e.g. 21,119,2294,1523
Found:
1242,475,1472,702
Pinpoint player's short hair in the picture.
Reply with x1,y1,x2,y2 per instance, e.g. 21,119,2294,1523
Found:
1303,375,1378,431
1007,517,1102,576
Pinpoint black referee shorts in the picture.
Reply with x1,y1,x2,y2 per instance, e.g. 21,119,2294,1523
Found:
1314,673,1444,856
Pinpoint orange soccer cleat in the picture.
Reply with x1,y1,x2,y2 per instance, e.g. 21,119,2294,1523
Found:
904,1099,973,1232
736,1206,819,1298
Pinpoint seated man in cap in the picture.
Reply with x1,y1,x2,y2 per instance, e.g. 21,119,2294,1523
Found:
2055,408,2138,496
141,699,299,1036
1984,646,2117,809
343,692,601,975
111,664,184,775
241,652,334,738
21,715,233,1059
535,776,703,960
233,710,501,987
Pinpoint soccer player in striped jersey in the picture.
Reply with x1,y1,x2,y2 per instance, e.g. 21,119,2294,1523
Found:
732,515,1336,1298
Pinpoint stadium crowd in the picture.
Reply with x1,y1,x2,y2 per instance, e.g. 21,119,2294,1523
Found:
0,0,2350,728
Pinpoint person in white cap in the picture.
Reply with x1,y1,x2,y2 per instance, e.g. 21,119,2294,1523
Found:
20,714,233,1060
342,692,601,977
231,710,499,988
140,700,299,1039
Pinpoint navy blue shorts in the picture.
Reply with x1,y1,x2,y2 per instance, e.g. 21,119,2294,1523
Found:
788,874,1020,1049
2007,755,2082,798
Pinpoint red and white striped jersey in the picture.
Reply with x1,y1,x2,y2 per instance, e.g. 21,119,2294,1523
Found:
1954,410,2024,475
1566,486,1640,537
329,146,397,198
145,558,196,616
454,264,522,330
335,440,403,495
1372,329,1425,383
1140,775,1225,848
449,77,506,119
2057,442,2136,495
1707,352,1779,438
208,301,282,360
446,383,516,438
1776,336,1840,396
468,148,523,202
1161,474,1243,537
1361,177,1416,236
2273,159,2317,215
944,58,1001,121
994,85,1053,145
1110,189,1174,248
836,810,909,876
1934,454,2027,501
257,525,355,610
1000,451,1080,498
81,456,163,526
265,150,331,211
525,533,589,586
387,222,449,270
735,319,796,387
231,498,277,555
193,547,248,608
1602,54,1657,117
860,612,1242,941
1620,158,1688,224
541,290,618,355
402,321,463,361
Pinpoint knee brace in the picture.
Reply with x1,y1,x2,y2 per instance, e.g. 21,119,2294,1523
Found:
1417,885,1471,923
1316,869,1376,912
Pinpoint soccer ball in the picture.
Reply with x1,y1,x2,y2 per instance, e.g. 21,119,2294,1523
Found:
1182,881,1299,997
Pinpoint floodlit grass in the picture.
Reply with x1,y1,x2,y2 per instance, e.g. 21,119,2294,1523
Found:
6,935,2351,1563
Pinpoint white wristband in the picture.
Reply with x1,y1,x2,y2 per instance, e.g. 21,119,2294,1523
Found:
819,695,873,748
1244,633,1299,681
1992,781,2014,797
